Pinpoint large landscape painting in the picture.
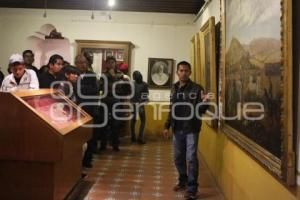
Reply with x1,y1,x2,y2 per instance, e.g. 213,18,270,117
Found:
225,0,282,157
222,0,294,184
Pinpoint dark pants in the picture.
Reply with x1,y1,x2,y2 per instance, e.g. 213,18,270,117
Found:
173,130,199,194
130,104,146,141
100,113,122,149
82,106,98,166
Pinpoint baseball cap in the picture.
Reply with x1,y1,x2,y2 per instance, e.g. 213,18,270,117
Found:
9,53,24,65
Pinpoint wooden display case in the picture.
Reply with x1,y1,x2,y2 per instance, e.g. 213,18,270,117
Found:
0,89,93,200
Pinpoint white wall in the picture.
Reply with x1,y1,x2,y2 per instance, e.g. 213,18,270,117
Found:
194,0,220,30
0,8,196,101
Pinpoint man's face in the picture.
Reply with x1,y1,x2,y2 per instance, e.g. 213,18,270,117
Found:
11,63,26,79
107,59,116,70
176,64,191,82
66,73,78,83
50,59,63,74
23,52,34,65
75,57,88,73
85,52,94,65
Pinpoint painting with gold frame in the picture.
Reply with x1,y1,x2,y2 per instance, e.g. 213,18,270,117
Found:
220,0,295,185
200,16,218,128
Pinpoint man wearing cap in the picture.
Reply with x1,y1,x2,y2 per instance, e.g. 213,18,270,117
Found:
0,54,39,92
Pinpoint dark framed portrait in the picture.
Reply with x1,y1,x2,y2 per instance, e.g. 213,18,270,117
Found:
147,58,174,89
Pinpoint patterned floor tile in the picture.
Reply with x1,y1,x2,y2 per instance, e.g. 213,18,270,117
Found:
75,138,224,200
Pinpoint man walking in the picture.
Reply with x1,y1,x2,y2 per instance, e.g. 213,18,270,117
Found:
163,61,211,200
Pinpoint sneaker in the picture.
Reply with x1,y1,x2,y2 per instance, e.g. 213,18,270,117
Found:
81,173,88,179
99,146,107,151
184,191,198,200
113,147,120,152
173,184,187,192
131,137,137,143
83,162,93,168
137,139,146,145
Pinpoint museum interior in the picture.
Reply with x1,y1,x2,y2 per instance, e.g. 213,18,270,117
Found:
0,0,299,200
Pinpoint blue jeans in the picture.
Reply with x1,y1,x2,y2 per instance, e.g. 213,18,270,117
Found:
131,104,146,141
173,130,199,193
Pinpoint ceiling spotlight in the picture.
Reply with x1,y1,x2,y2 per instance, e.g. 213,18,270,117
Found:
43,0,47,18
43,10,47,18
108,0,115,7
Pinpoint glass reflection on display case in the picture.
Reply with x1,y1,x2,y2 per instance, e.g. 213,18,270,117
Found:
22,93,85,130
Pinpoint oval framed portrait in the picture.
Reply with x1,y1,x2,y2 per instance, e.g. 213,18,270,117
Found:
147,58,174,89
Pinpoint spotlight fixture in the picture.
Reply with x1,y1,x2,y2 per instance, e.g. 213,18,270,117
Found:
108,0,115,7
43,0,47,18
91,0,95,20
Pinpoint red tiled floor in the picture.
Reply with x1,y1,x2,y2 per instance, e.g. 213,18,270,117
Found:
75,138,224,200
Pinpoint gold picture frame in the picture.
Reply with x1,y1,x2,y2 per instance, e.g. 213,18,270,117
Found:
200,16,218,128
220,0,295,185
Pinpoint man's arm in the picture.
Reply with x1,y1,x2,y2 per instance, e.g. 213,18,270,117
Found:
29,70,39,89
197,85,209,115
164,86,174,130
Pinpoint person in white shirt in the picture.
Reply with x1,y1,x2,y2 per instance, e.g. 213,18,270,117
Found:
0,53,39,92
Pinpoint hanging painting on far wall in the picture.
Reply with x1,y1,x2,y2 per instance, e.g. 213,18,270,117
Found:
147,58,174,89
200,16,218,128
221,0,295,185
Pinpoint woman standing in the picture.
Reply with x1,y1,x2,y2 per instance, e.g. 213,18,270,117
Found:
131,71,149,144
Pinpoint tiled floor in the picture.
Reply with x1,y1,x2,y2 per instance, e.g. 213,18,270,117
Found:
76,138,224,200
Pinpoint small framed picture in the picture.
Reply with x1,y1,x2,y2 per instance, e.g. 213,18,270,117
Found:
116,50,124,61
147,58,174,89
104,50,114,60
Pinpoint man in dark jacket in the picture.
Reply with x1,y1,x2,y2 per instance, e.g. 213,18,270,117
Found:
75,55,99,168
38,54,63,88
163,61,211,200
99,56,130,152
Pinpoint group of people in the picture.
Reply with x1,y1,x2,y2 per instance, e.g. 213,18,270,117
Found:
0,50,149,170
0,50,211,200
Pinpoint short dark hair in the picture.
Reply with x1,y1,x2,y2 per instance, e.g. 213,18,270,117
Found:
177,61,191,71
23,50,34,57
64,65,80,75
133,70,143,83
48,54,63,65
106,56,116,62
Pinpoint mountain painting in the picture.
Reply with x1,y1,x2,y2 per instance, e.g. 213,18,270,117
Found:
224,0,282,158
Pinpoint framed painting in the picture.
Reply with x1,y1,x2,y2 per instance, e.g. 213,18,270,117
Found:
76,40,134,76
200,17,218,128
190,35,196,82
220,0,295,185
191,33,201,84
147,58,174,89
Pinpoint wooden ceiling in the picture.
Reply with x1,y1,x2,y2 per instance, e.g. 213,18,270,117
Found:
0,0,205,14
